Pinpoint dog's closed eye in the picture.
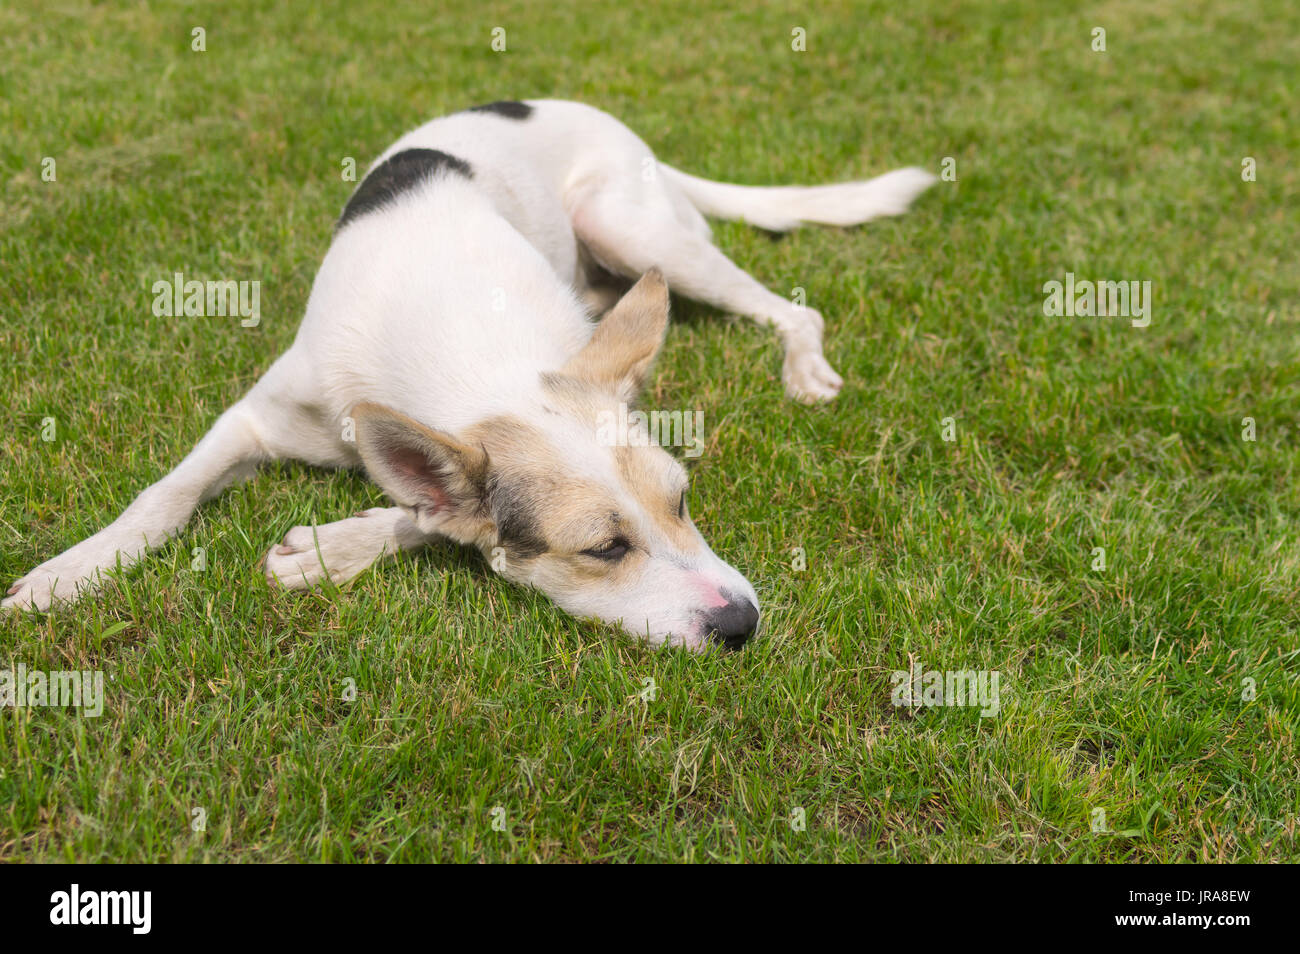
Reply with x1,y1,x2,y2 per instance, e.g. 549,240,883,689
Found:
581,538,630,560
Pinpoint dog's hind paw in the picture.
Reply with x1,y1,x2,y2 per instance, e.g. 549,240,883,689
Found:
783,349,843,403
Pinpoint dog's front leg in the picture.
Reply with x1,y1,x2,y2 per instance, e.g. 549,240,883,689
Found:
3,402,269,612
263,507,432,590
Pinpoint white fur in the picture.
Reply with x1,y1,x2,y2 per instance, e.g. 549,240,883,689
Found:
4,100,931,643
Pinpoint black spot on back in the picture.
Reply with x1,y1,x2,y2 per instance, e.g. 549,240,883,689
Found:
468,100,534,120
338,148,473,229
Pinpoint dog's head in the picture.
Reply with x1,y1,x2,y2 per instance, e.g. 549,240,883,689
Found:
351,269,760,650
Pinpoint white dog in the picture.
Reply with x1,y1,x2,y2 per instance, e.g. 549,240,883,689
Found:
4,100,933,648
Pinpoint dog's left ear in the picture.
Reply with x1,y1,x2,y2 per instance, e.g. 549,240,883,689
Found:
563,268,670,400
351,402,492,541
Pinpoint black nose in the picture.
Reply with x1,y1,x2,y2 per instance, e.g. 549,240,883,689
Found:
705,598,760,650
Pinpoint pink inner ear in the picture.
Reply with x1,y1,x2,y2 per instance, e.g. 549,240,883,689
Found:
389,445,450,511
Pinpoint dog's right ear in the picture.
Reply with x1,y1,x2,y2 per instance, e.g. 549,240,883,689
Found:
562,267,670,401
351,402,491,540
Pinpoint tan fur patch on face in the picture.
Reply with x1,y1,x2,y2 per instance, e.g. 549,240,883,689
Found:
464,413,619,561
612,444,696,551
540,371,695,553
467,392,700,576
540,372,694,538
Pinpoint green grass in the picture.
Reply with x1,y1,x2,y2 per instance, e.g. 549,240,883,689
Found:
2,0,1298,862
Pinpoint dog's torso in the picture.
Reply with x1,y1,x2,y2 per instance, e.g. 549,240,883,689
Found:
293,100,643,442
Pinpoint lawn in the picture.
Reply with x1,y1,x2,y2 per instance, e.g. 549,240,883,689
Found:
1,0,1297,862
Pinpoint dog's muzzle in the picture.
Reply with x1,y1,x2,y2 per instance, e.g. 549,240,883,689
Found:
704,594,760,650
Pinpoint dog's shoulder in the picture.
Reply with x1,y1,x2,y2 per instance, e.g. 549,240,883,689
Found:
338,148,475,229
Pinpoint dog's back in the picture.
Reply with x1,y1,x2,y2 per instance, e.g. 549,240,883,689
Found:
300,167,590,434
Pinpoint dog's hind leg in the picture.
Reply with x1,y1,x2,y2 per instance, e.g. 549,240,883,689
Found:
262,507,431,590
570,185,843,402
2,351,339,612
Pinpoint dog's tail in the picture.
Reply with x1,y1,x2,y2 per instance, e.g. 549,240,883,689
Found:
657,163,936,232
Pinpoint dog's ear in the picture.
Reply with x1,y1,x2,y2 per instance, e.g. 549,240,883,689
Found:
563,268,670,400
351,402,491,540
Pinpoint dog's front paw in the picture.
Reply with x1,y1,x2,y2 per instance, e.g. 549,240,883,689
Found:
264,515,385,590
782,348,843,403
264,525,333,589
2,563,101,614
